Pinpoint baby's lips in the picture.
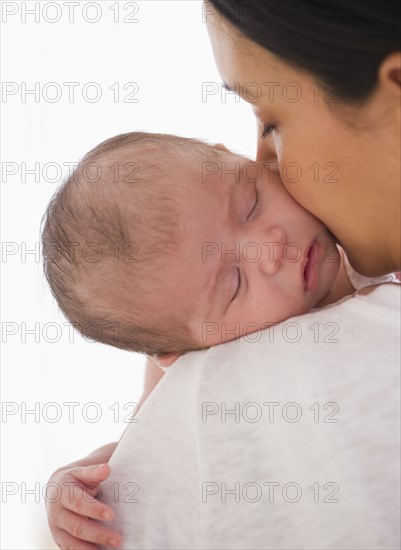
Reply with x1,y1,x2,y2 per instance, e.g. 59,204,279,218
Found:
303,241,320,292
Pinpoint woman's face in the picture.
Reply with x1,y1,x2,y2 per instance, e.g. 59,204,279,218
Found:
205,6,401,276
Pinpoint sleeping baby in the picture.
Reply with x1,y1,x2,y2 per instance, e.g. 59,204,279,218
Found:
41,131,393,362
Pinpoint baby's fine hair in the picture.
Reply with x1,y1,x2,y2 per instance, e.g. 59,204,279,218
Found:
41,131,218,356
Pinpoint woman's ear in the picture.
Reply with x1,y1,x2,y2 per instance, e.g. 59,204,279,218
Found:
378,51,401,92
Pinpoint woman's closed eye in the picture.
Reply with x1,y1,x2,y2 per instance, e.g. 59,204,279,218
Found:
260,124,275,140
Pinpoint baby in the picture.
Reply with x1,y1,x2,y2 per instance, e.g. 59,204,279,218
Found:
41,131,385,361
42,131,400,550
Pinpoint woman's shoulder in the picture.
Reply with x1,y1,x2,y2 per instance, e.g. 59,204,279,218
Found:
354,280,400,297
343,252,401,291
314,279,399,313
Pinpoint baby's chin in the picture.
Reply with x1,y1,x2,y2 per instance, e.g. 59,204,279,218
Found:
313,259,342,308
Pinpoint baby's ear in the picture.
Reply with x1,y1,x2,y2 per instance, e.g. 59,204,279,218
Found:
157,353,180,368
215,143,229,152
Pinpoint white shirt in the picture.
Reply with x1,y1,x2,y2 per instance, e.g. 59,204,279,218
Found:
99,284,401,549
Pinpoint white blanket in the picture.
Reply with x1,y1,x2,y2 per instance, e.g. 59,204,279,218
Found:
99,284,401,549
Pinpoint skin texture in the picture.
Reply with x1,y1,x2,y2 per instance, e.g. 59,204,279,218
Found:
164,148,340,348
205,3,401,276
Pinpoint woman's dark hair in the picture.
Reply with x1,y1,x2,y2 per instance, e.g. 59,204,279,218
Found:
209,0,401,102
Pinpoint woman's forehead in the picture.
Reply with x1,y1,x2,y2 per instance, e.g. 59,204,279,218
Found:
206,12,294,95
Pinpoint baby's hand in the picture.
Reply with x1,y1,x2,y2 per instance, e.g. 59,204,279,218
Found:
46,463,121,549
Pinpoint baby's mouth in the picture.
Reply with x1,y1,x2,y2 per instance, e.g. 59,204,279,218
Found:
303,241,320,292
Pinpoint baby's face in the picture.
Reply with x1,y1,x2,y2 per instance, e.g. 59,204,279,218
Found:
164,148,340,347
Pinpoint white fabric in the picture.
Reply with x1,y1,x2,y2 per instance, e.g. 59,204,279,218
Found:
343,255,399,289
99,284,401,549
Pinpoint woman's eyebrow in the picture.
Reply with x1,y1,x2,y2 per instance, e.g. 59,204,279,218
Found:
222,81,260,102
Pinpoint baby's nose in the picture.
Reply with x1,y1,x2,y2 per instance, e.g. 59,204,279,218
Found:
260,227,286,275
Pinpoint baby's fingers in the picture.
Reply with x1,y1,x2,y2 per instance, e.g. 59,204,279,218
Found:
61,481,114,523
71,464,111,494
54,528,98,550
56,509,121,548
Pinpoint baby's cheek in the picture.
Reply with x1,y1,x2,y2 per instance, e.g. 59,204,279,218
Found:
245,289,298,328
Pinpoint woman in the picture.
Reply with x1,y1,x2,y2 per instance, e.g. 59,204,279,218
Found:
46,1,400,548
205,0,400,277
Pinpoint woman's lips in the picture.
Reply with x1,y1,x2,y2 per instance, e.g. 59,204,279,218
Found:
304,241,320,292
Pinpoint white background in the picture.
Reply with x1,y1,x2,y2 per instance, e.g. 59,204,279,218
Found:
1,1,256,548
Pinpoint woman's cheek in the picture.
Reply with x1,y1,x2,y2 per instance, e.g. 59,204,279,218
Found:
277,145,326,222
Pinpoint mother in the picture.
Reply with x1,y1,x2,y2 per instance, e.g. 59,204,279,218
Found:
47,1,400,548
206,0,400,276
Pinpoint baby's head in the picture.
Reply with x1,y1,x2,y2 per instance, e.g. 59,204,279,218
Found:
42,132,340,359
